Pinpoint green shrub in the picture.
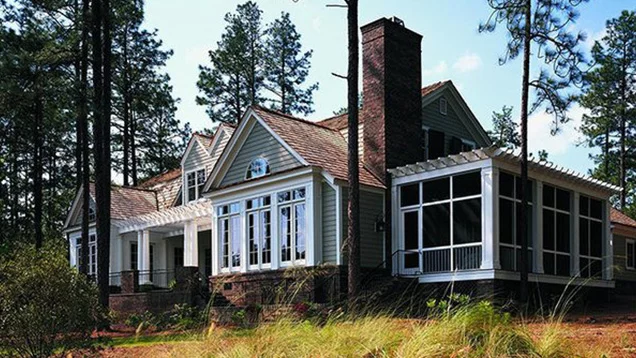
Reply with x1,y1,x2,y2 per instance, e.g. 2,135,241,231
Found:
0,243,103,358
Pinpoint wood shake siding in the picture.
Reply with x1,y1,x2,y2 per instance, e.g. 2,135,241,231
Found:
341,187,385,268
221,122,301,186
322,182,337,264
339,123,365,159
423,94,486,155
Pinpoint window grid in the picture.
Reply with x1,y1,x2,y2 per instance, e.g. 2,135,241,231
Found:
186,169,206,203
626,239,635,270
542,185,571,276
498,172,533,272
247,196,272,268
278,188,307,264
579,196,603,278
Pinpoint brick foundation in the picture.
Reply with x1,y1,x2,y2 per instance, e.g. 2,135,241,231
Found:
109,290,193,319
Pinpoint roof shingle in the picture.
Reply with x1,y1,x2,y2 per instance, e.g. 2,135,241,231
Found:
89,184,158,220
611,208,636,228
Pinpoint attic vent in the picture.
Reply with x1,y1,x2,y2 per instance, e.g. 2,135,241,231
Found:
391,16,404,26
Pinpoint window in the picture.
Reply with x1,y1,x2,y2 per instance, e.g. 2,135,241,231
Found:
399,171,482,273
218,202,241,270
278,188,306,264
498,172,533,272
440,97,448,115
130,242,138,270
246,158,270,179
76,234,97,276
428,130,445,159
186,169,206,203
174,247,184,268
88,206,96,221
461,139,476,152
543,184,571,276
247,195,272,268
627,239,635,270
579,196,603,278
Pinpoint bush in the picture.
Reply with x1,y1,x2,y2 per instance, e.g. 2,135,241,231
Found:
0,243,103,358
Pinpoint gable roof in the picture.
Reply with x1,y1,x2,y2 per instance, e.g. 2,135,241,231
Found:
611,208,636,229
252,106,385,188
139,168,181,188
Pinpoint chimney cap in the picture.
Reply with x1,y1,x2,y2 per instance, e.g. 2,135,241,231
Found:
390,16,404,26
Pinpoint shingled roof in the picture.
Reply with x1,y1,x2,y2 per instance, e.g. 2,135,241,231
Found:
611,208,636,229
252,106,385,188
89,183,158,220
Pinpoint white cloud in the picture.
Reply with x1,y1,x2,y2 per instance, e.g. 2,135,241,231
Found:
527,104,588,156
184,45,211,66
422,61,448,77
584,28,607,50
452,53,482,73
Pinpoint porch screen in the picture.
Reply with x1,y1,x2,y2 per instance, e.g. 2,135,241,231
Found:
579,196,603,278
498,172,533,272
542,185,571,276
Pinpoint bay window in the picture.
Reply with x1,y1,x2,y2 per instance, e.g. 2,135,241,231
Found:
579,196,603,278
218,202,241,270
498,172,533,272
542,185,571,276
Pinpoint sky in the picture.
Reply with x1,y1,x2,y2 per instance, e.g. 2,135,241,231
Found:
142,0,633,175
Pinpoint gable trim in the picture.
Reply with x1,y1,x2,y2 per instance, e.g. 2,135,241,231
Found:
422,82,492,147
203,108,309,192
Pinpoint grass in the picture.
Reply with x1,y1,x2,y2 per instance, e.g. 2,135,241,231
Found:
99,300,626,358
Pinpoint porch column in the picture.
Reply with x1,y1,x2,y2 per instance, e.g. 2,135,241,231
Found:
534,181,544,273
572,192,580,276
480,166,498,269
184,220,199,267
603,200,613,280
138,230,151,284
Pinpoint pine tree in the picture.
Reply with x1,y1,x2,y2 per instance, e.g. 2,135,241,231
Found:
480,0,587,304
197,1,265,124
488,105,520,148
265,12,318,115
580,10,636,211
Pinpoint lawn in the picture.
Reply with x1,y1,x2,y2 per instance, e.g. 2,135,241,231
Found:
93,303,636,358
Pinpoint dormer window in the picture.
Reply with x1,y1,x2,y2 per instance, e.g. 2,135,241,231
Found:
88,206,96,221
246,158,270,180
440,97,448,115
186,169,206,203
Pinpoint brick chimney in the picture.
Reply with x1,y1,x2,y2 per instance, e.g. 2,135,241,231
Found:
361,17,422,181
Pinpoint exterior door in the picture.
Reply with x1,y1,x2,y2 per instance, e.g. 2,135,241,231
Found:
400,210,421,275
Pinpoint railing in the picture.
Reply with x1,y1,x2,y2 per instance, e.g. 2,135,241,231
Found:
393,243,483,277
108,269,177,289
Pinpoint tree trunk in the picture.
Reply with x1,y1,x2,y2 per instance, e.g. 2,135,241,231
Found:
122,25,130,186
79,0,90,276
518,0,531,305
604,125,610,180
619,72,627,208
131,109,138,186
346,0,360,308
33,91,44,249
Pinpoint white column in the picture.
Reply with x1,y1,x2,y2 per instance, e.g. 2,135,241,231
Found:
480,166,497,270
211,207,219,276
307,181,320,266
603,200,614,280
184,221,199,267
572,192,580,276
336,185,343,266
534,181,544,273
138,230,151,284
390,184,399,275
271,193,280,270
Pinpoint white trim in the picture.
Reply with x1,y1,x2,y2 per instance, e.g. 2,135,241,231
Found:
604,201,614,280
416,269,614,288
481,166,496,269
180,134,211,167
626,239,635,270
392,159,491,186
336,185,343,265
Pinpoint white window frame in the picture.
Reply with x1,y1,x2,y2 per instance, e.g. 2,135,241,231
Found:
185,168,206,204
246,195,272,270
217,202,241,273
440,97,448,115
397,172,482,274
542,184,572,277
245,157,270,180
626,239,635,270
75,233,97,276
498,172,533,272
461,139,477,151
579,195,604,277
278,187,307,267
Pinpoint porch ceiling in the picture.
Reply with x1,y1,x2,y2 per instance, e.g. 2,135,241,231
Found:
388,146,621,194
114,199,212,234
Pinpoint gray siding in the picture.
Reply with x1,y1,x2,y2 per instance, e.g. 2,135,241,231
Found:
183,139,215,174
423,92,489,155
613,233,636,282
322,183,337,264
221,122,301,186
341,187,385,267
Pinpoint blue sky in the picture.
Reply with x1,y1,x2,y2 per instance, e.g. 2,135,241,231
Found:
143,0,633,175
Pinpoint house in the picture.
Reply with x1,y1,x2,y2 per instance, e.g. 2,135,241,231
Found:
610,208,636,293
64,17,631,311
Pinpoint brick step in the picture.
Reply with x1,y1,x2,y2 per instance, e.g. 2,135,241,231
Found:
211,292,233,307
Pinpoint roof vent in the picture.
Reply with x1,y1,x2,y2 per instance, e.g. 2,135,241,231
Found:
391,16,404,27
